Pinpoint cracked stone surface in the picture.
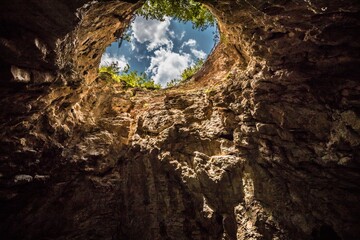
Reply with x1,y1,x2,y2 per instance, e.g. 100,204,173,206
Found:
0,0,359,239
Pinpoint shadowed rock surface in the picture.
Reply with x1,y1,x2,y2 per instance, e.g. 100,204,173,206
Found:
0,0,359,239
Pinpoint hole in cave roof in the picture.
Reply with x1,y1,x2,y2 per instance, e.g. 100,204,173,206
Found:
99,0,219,89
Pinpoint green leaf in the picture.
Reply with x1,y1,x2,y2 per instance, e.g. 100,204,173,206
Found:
136,0,216,31
99,62,161,90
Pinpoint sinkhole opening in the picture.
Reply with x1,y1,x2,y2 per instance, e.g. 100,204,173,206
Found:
99,0,219,89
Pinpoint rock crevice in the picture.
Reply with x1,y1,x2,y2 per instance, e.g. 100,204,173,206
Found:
0,0,359,239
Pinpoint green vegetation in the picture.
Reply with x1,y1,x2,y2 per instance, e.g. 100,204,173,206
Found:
220,34,229,44
181,58,204,80
167,58,204,87
99,57,206,90
99,63,161,89
137,0,216,30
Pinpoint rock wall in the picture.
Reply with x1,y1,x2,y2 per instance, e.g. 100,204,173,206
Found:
0,0,359,239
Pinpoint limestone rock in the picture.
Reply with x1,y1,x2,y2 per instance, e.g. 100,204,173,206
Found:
0,0,359,239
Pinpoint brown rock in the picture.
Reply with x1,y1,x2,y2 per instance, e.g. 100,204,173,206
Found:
0,0,359,239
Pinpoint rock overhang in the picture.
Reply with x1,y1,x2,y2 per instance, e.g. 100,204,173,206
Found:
0,1,359,239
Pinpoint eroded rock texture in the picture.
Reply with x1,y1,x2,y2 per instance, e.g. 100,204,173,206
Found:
0,0,359,239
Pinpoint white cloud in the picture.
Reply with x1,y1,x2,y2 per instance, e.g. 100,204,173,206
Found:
179,31,186,40
132,16,173,51
100,53,128,69
130,40,137,51
147,48,192,87
181,39,197,48
191,48,207,59
135,54,146,61
169,30,175,38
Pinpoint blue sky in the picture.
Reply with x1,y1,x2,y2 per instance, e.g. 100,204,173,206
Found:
100,15,218,87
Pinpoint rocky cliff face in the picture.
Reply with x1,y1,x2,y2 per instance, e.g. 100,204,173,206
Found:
0,0,359,239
